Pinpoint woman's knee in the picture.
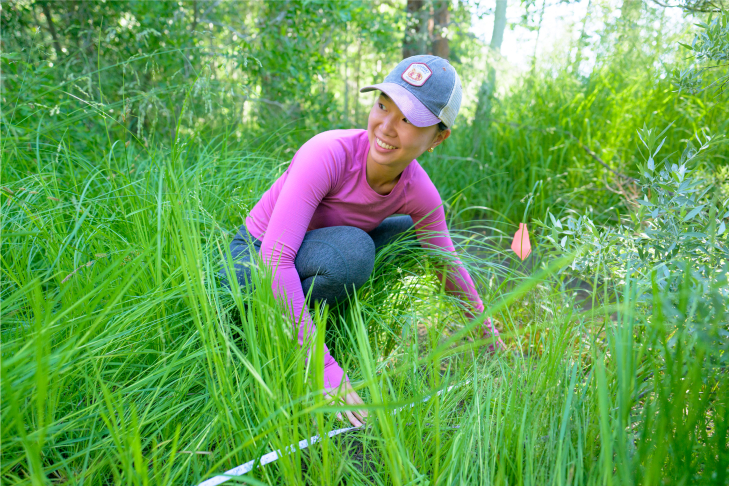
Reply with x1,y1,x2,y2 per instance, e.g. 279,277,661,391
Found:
297,226,375,296
334,226,375,287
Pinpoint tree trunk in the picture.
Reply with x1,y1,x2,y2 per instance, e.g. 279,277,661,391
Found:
354,38,362,125
477,0,507,118
473,0,508,155
572,0,592,72
432,0,449,59
490,0,507,53
403,0,428,58
192,0,198,32
530,0,547,75
484,0,507,110
343,30,349,125
40,2,63,58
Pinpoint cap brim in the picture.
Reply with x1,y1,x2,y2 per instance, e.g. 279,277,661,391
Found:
360,83,441,128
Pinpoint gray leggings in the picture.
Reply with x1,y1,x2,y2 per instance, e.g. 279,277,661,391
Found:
220,215,416,306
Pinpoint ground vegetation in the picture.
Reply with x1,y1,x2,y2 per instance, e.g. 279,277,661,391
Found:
1,1,728,484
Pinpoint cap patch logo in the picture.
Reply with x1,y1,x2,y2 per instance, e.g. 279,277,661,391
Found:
401,63,432,87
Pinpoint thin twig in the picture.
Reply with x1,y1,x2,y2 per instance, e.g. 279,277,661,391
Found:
563,131,636,182
647,0,727,12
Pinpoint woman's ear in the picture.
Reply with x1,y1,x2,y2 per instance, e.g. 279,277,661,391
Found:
431,128,451,149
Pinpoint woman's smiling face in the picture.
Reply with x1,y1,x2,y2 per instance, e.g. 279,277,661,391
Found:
366,93,450,169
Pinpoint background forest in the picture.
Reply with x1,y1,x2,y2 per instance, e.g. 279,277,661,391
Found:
2,0,729,485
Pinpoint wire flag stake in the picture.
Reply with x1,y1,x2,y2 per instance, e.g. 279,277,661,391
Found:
511,223,532,261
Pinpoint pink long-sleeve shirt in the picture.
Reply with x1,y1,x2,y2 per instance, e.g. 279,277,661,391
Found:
246,129,484,389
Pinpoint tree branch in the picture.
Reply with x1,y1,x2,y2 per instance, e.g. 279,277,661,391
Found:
647,0,727,12
199,18,249,40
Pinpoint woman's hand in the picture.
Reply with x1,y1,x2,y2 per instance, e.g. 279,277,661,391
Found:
482,317,507,353
324,381,368,428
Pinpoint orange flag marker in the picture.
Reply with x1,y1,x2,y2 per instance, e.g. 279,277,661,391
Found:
511,223,532,261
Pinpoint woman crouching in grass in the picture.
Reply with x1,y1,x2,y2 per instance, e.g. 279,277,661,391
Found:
220,55,505,427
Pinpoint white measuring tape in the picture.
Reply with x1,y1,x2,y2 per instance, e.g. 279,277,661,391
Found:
197,381,469,486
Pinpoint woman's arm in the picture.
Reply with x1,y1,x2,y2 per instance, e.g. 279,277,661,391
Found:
404,171,483,312
257,135,348,389
410,203,485,316
405,173,504,349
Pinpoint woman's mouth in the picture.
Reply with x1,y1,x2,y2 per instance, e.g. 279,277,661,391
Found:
375,137,398,151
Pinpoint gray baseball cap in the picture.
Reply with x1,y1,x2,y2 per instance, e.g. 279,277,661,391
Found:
360,55,462,128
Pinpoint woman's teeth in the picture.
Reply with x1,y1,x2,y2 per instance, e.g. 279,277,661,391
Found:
376,137,396,150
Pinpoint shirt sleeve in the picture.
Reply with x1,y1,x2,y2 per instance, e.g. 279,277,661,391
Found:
405,175,485,319
258,134,348,389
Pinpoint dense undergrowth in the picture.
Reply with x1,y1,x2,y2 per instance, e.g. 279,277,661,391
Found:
3,126,726,484
3,109,728,485
2,4,729,485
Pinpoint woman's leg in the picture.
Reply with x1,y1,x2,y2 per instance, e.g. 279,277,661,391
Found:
367,215,416,252
219,223,260,291
296,216,419,305
295,226,376,306
221,216,415,302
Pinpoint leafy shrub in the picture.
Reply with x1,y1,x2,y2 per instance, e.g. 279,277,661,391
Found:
673,11,729,95
541,124,728,298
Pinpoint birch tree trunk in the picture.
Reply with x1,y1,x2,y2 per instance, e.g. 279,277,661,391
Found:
473,0,507,155
530,0,547,75
572,0,592,72
490,0,507,52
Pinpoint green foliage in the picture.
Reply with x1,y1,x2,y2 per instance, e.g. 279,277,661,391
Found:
595,271,729,484
542,123,728,291
2,1,729,484
674,11,729,95
427,26,728,230
0,0,408,151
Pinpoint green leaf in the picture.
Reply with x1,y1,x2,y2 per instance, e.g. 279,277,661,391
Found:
549,212,562,229
683,205,705,222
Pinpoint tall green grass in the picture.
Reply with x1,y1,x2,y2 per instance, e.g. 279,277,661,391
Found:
423,59,729,231
2,115,727,484
3,23,728,484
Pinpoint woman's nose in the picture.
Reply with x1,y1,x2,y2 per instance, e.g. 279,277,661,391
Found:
380,113,397,135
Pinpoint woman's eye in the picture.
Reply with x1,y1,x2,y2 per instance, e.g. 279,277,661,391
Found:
403,117,410,124
378,102,385,110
